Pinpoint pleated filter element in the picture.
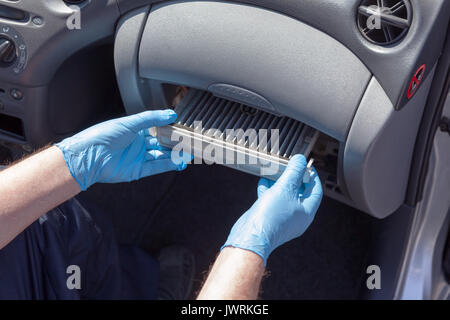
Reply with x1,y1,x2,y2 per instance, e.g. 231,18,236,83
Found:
155,89,318,180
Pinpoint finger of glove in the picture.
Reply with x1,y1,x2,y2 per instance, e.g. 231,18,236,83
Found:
300,172,323,216
145,137,162,150
144,130,154,137
275,154,307,190
257,178,273,198
145,149,172,161
141,157,187,177
122,110,177,132
171,150,194,165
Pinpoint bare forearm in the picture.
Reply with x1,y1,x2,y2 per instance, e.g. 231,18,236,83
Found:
0,146,80,249
197,247,265,300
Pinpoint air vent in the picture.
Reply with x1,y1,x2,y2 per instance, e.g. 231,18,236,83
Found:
357,0,412,46
64,0,86,4
155,90,318,180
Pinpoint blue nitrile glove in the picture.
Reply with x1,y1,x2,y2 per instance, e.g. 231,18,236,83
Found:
222,154,323,265
55,110,189,191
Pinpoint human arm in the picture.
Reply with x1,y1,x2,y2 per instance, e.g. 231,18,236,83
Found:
0,146,80,249
197,247,264,300
0,110,187,250
197,155,323,300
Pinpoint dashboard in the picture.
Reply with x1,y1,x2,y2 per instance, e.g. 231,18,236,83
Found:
0,0,119,145
0,0,448,219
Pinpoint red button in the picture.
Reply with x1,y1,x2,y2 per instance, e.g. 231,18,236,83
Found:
407,64,426,100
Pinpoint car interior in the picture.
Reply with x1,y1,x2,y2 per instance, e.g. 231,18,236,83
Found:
0,0,449,299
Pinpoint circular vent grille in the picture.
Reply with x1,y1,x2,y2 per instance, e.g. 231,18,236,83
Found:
64,0,86,4
357,0,412,46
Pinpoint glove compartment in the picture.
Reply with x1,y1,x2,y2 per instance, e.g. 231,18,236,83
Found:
116,1,371,142
114,1,433,219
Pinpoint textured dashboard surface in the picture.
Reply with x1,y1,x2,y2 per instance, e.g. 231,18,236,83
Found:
119,0,450,109
0,0,119,86
138,1,371,141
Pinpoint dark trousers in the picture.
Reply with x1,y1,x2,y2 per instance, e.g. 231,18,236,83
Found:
0,198,159,299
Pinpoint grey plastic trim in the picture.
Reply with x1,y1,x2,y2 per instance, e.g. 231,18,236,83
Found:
207,83,279,116
395,92,450,299
344,65,436,218
406,25,450,205
137,1,371,141
117,0,450,110
114,5,150,115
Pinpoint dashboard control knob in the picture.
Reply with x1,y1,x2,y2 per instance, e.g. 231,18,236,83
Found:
0,36,17,66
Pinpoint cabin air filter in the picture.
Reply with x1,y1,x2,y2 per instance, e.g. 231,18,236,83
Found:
154,89,318,181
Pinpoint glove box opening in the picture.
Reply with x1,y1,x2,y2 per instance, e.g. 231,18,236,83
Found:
153,86,342,191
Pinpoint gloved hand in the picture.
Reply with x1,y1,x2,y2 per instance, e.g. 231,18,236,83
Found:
56,110,188,191
222,154,323,265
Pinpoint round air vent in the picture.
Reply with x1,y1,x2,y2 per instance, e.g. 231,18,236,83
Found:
357,0,412,46
64,0,86,4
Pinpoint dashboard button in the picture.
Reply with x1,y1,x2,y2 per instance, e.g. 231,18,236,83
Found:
0,36,17,66
10,88,23,100
32,16,44,26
